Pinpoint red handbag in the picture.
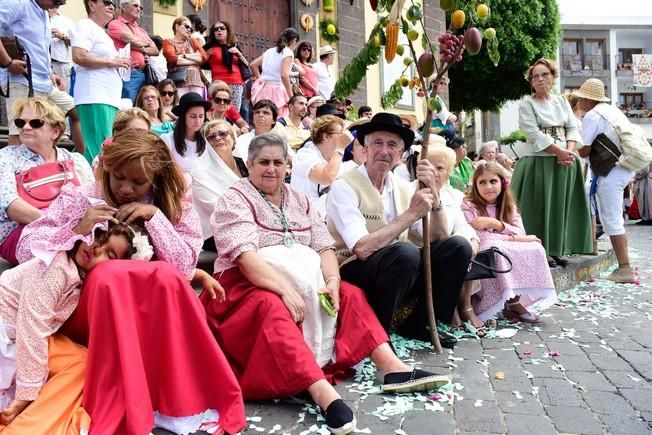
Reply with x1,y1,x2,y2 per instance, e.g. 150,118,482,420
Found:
15,160,80,209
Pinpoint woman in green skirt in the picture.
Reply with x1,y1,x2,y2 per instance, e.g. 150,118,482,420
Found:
511,58,592,267
70,0,129,163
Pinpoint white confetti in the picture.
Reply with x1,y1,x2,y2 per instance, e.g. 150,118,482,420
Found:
524,370,534,379
248,416,263,422
512,390,523,399
474,399,483,407
626,374,641,382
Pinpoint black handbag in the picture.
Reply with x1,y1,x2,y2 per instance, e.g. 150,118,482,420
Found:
168,66,188,85
465,246,513,281
238,61,253,81
589,133,621,177
144,62,160,86
0,36,33,98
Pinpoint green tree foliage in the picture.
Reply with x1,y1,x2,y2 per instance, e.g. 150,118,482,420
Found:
447,0,561,112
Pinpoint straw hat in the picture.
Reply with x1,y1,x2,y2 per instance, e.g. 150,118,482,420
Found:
398,114,419,131
574,78,610,102
319,45,336,57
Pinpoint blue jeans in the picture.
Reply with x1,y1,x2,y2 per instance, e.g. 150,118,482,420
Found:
122,69,146,103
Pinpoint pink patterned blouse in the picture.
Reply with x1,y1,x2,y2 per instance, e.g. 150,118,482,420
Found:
0,252,81,401
461,200,525,244
16,183,203,279
211,178,335,273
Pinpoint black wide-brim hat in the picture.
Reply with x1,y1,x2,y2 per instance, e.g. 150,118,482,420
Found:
356,112,415,148
316,103,346,119
172,92,212,117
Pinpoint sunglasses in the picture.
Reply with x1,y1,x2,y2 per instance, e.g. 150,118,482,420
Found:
130,3,143,9
207,131,230,141
160,91,175,97
213,97,231,104
14,118,46,129
213,26,226,32
183,24,192,30
101,0,115,7
301,47,311,51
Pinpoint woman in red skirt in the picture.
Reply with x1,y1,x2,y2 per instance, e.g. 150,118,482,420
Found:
203,133,448,435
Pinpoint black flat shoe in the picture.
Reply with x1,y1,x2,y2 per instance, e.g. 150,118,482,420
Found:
438,330,458,349
324,399,356,435
382,368,450,393
552,256,570,267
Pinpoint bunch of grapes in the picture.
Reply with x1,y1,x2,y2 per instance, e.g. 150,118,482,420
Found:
438,31,464,64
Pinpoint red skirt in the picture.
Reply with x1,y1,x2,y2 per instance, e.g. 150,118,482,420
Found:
201,267,389,400
60,261,246,435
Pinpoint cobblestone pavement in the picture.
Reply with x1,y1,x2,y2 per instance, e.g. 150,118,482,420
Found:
230,222,652,435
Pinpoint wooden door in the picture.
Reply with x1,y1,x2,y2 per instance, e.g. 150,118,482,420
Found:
209,0,291,63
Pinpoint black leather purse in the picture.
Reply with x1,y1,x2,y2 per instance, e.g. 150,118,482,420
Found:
0,36,33,98
589,133,621,177
465,246,513,281
144,63,160,86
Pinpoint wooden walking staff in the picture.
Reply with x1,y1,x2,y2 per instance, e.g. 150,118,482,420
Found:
402,11,463,355
416,108,442,353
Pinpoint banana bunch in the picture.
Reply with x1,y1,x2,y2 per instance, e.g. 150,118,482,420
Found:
189,0,205,11
300,13,314,33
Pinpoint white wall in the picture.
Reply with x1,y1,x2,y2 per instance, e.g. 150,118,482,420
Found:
499,100,521,137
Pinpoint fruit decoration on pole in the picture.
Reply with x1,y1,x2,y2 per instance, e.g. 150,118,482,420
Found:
334,0,500,354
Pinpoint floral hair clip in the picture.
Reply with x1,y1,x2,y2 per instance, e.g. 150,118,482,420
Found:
128,226,154,261
501,178,510,190
97,137,114,165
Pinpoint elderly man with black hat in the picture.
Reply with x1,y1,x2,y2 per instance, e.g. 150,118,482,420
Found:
326,113,478,348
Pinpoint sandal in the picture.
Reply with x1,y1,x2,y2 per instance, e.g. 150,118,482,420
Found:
461,307,487,338
503,301,542,324
464,321,487,338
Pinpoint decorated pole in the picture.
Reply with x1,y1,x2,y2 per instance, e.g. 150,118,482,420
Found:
335,0,499,353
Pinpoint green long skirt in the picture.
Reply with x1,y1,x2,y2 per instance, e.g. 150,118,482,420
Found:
76,103,118,164
511,156,592,257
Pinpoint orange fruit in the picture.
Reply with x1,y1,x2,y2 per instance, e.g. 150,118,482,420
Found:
452,10,466,28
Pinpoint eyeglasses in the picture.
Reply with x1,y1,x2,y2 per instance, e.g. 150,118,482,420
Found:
183,24,192,30
213,97,231,104
142,95,158,101
14,118,46,129
101,0,115,7
213,26,226,32
532,72,551,80
207,131,230,141
160,91,175,97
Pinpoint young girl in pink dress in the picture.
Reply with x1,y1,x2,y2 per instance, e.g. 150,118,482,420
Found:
0,222,151,432
462,162,557,325
15,129,245,435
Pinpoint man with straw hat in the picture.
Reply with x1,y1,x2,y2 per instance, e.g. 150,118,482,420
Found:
326,113,477,348
576,78,637,283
